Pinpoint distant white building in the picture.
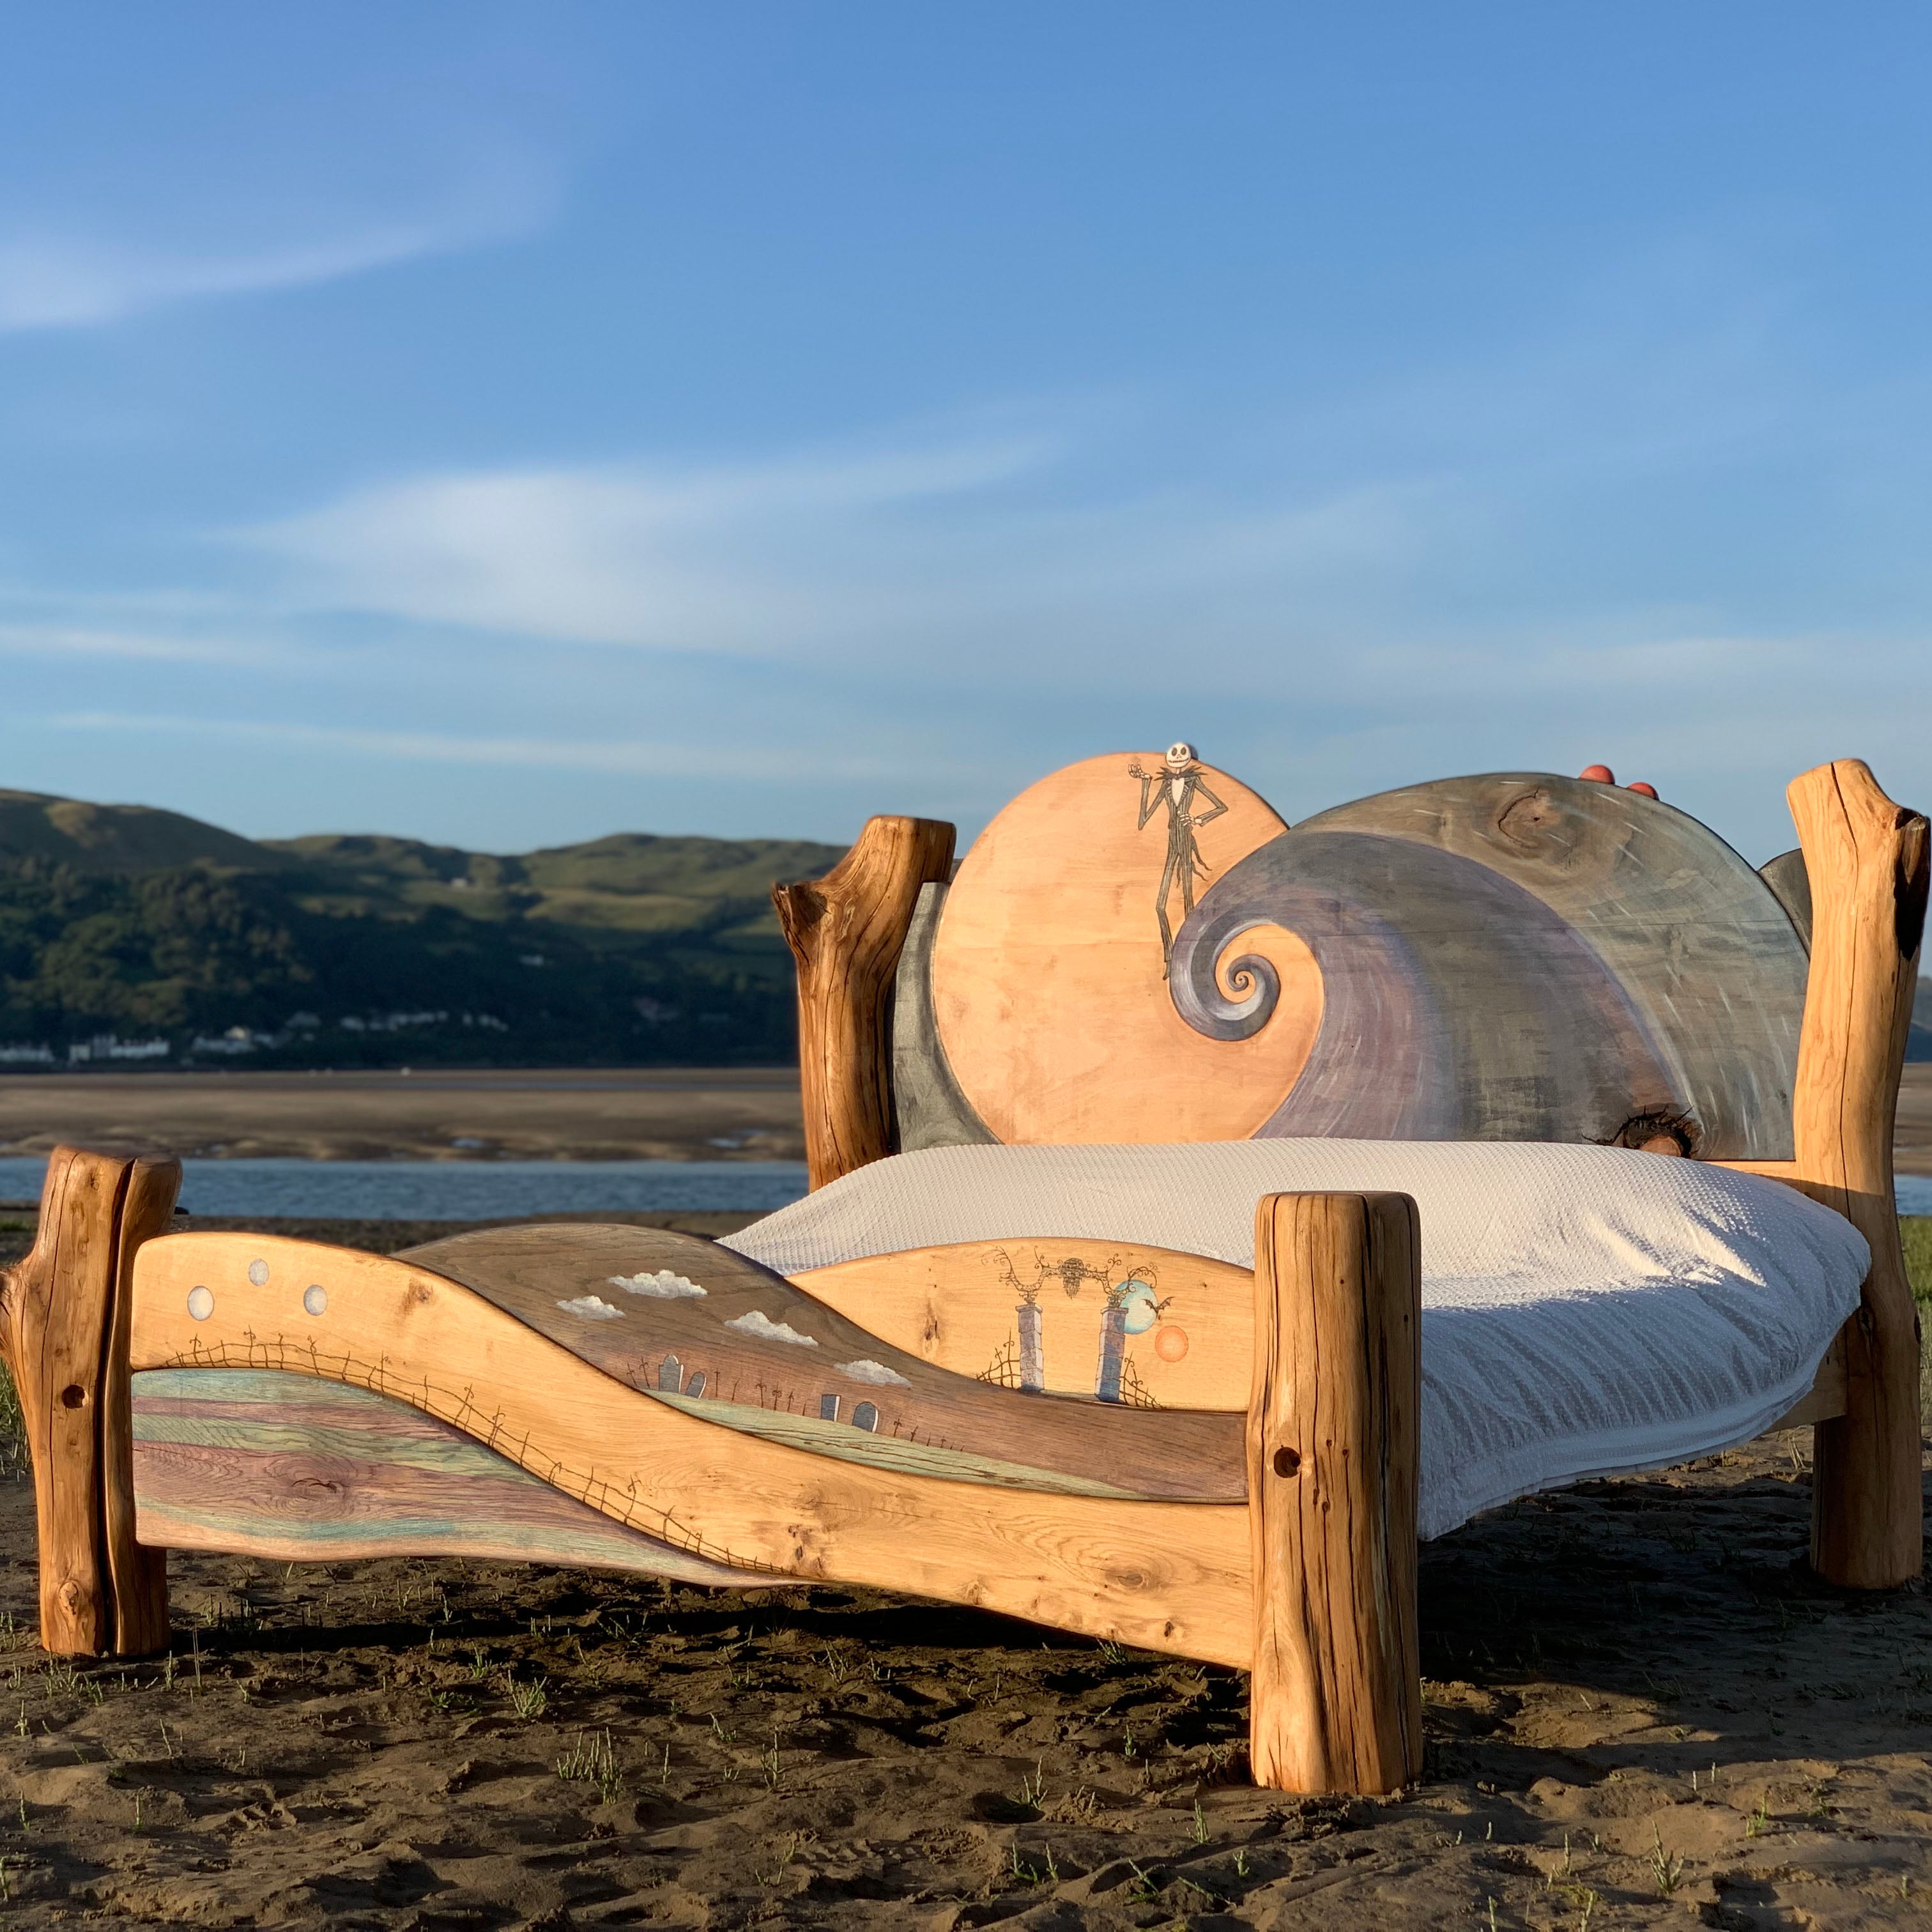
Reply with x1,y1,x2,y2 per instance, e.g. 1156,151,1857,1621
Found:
68,1034,171,1064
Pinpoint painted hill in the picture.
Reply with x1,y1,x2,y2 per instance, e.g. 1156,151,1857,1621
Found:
0,791,841,1068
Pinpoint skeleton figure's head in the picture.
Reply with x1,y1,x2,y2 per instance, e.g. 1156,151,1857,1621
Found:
1165,741,1195,771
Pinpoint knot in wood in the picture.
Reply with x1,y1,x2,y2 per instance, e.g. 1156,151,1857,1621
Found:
58,1384,86,1410
1271,1446,1301,1478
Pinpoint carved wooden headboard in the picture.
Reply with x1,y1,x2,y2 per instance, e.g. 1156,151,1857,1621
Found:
774,756,1922,1255
886,754,1811,1162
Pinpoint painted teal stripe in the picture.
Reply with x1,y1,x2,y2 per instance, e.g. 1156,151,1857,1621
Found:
134,1410,534,1480
142,1497,735,1580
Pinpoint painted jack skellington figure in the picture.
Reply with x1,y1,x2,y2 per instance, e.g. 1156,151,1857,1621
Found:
1128,742,1228,973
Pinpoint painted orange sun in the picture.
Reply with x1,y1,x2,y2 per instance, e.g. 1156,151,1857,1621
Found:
1153,1324,1189,1363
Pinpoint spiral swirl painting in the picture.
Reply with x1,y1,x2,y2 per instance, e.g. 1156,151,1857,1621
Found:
908,758,1808,1160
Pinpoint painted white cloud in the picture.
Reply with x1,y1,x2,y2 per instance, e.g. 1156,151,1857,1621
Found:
724,1310,819,1347
610,1269,707,1299
837,1359,912,1387
558,1294,624,1321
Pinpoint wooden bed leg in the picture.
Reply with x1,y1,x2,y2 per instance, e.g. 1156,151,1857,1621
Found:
774,815,956,1189
1247,1191,1422,1795
0,1146,180,1656
1787,761,1929,1590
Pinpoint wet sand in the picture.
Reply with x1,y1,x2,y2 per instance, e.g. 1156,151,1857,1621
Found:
0,1069,804,1165
2,1064,1928,1172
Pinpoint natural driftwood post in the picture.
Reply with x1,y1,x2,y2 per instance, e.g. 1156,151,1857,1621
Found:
1788,760,1929,1588
1247,1190,1422,1795
0,1146,180,1655
774,815,956,1190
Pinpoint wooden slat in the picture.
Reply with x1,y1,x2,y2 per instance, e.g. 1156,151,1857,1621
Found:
1247,1192,1421,1795
791,1238,1256,1411
130,1232,1253,1667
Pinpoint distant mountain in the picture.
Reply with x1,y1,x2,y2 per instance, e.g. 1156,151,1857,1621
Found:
0,790,842,1069
1913,977,1932,1063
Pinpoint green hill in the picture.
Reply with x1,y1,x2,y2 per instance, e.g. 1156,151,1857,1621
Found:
0,788,283,875
0,792,841,1069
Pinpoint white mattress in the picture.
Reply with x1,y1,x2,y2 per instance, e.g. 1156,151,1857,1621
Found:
723,1141,1870,1538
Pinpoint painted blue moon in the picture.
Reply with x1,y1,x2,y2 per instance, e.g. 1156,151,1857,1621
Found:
1121,1280,1160,1335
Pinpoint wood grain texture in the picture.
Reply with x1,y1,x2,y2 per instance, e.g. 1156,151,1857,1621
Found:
1785,760,1928,1588
399,1223,1246,1502
791,1238,1256,1411
130,1231,1254,1666
102,1159,178,1655
774,815,956,1189
0,1146,180,1657
1184,775,1807,1156
133,1368,753,1583
929,755,1318,1145
1247,1192,1421,1796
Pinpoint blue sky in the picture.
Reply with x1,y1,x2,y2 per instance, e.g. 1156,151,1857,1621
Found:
3,4,1929,861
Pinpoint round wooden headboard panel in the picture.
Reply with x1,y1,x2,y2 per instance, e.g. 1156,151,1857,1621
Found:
928,752,1321,1144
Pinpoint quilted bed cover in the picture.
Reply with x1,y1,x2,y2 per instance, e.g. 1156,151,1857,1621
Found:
724,1142,1871,1537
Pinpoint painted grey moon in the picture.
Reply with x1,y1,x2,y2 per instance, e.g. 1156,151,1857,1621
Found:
1168,774,1808,1160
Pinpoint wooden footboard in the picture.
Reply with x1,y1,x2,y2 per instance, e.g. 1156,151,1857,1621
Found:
0,1147,1423,1797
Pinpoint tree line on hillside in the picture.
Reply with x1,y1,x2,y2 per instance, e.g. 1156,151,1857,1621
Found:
0,859,799,1068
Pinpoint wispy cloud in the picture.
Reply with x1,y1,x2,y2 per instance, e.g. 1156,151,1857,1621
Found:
241,434,1061,656
0,149,560,332
0,620,276,666
45,712,964,785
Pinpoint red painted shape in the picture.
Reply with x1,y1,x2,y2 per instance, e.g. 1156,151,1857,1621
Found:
1577,764,1615,784
1626,781,1659,799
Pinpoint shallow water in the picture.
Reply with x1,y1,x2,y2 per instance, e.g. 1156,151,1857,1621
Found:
0,1155,808,1220
3,1154,1927,1218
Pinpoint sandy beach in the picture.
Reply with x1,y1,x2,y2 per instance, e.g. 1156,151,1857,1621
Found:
0,1409,1922,1924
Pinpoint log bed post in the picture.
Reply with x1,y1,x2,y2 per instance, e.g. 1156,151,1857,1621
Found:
1787,760,1929,1590
774,815,956,1190
0,1145,179,1656
1247,1190,1422,1794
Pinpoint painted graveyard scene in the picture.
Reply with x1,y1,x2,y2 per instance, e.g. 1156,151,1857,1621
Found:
976,1246,1183,1408
323,1226,1240,1505
907,753,1813,1161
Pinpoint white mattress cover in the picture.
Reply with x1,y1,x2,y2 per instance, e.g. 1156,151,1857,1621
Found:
723,1141,1870,1538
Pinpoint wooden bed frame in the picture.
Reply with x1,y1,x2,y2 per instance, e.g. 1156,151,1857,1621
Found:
1,757,1922,1799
